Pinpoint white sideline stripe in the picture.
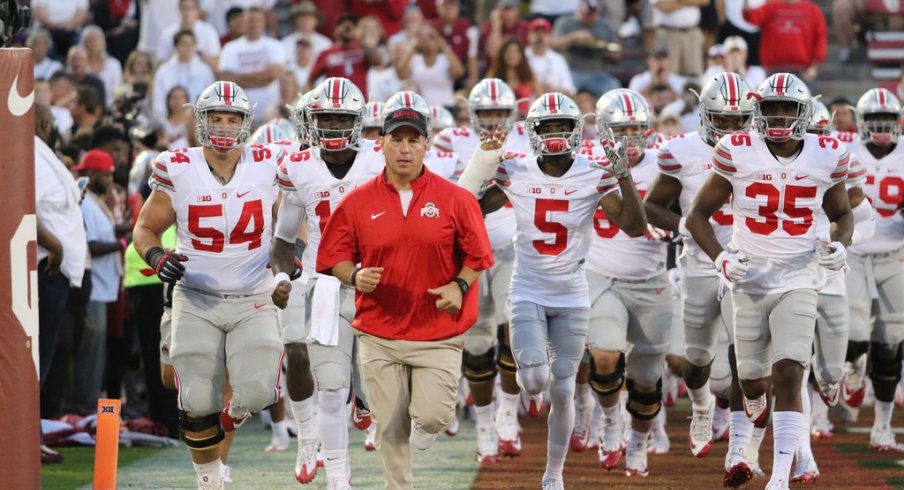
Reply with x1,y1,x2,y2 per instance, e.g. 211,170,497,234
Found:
845,427,904,434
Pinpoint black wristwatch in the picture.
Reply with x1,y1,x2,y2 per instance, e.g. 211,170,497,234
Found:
452,277,469,297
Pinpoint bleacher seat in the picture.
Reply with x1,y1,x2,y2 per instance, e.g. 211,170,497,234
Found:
867,31,904,80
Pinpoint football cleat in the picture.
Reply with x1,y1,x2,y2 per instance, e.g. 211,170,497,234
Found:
220,401,249,432
444,417,460,436
352,397,372,431
475,421,500,463
295,438,319,484
525,394,544,417
570,401,593,452
869,424,904,452
495,405,523,457
598,412,625,470
743,394,768,424
689,397,714,458
624,436,649,477
712,404,730,442
723,452,753,488
841,358,867,407
364,424,376,451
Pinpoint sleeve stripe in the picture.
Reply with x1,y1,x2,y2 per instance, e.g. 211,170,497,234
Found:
659,163,682,171
658,151,674,160
835,155,850,168
715,147,732,160
277,177,296,189
154,162,168,173
149,175,175,191
496,180,511,188
713,158,736,173
847,169,866,179
831,170,848,179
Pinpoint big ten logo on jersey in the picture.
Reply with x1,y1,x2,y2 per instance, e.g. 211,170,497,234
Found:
865,174,904,216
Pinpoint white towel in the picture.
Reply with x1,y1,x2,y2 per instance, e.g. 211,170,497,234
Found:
308,275,341,346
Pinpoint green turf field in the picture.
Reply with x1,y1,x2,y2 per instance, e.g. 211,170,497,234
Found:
42,416,481,489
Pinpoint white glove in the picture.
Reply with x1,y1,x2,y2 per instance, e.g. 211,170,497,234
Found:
677,216,691,240
602,135,630,179
714,250,749,283
817,241,847,271
645,224,670,241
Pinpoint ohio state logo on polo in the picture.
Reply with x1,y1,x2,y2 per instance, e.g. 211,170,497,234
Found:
420,202,440,218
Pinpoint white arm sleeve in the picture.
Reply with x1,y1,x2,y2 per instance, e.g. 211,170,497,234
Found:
274,196,306,243
849,199,876,246
457,147,503,197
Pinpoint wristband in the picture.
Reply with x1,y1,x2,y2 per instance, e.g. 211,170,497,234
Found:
273,272,291,286
452,277,469,297
350,267,361,287
120,238,128,251
145,246,166,268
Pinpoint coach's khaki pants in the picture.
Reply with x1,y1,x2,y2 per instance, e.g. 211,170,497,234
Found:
654,26,704,76
357,332,464,490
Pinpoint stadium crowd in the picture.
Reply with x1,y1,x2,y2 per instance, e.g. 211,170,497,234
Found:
23,1,904,489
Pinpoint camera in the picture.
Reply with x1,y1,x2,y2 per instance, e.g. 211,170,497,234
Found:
0,0,30,47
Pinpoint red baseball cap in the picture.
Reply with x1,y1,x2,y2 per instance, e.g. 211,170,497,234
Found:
528,18,551,32
72,149,115,173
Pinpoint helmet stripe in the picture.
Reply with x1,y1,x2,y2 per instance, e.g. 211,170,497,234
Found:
727,74,738,105
547,93,558,113
489,80,498,103
223,82,232,106
622,93,634,116
330,79,341,107
775,74,786,96
878,89,887,107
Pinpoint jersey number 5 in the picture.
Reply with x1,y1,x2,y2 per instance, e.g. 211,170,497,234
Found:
534,199,569,255
189,200,265,252
745,183,816,236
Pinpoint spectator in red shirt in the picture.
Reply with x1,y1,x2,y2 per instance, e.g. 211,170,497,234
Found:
742,0,826,82
432,0,480,87
481,0,530,66
349,0,409,37
317,102,493,490
313,0,348,41
309,15,383,98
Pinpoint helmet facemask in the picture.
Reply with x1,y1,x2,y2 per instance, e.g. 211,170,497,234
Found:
472,107,516,141
197,108,252,151
753,99,809,143
529,117,582,156
702,110,752,146
858,113,900,146
310,112,363,151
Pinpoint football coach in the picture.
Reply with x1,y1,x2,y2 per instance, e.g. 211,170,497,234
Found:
317,98,494,489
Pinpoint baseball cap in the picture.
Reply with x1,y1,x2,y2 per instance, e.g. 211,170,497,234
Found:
72,149,115,172
707,44,726,58
652,46,669,58
723,35,748,52
383,108,429,137
528,18,551,32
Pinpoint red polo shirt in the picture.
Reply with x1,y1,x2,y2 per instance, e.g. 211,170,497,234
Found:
317,167,494,341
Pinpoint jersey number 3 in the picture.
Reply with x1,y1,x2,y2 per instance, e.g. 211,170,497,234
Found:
534,199,569,255
745,183,816,236
189,200,265,252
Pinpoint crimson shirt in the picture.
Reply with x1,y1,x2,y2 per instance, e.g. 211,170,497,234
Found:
348,0,408,36
743,0,826,70
309,42,372,97
317,167,494,341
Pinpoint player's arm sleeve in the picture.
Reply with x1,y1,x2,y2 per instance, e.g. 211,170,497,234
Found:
595,166,619,197
274,196,306,243
433,129,454,153
454,191,495,272
148,153,175,196
657,142,683,176
845,153,866,189
711,138,737,178
850,199,875,246
316,202,359,275
831,150,850,184
275,158,298,193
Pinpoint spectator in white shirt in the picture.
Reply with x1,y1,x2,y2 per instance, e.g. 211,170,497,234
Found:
138,0,180,54
28,29,65,80
388,5,426,50
157,0,222,68
218,7,286,123
396,25,464,107
153,30,216,122
721,35,766,89
201,0,278,36
281,2,333,64
33,103,87,384
524,18,576,95
49,71,76,138
367,41,404,103
32,0,89,59
162,86,191,146
288,37,316,89
628,47,686,96
72,150,125,411
80,25,123,108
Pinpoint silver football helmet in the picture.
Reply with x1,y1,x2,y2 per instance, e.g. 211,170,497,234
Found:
307,77,366,151
751,73,811,143
698,72,754,145
468,78,517,138
596,89,655,158
807,100,833,135
290,90,314,144
363,101,385,129
431,105,455,132
249,118,296,144
526,92,583,156
194,81,255,151
856,88,902,145
384,90,432,128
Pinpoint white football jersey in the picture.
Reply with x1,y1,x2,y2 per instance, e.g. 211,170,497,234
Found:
815,146,865,296
845,137,904,256
149,144,282,294
713,132,849,294
586,150,667,280
424,148,460,181
276,139,385,274
434,122,531,250
495,152,619,307
658,131,734,277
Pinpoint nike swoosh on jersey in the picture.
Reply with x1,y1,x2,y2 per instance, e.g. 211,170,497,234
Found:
794,175,808,180
8,74,34,118
237,191,251,198
564,189,578,195
371,211,385,220
254,304,267,309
